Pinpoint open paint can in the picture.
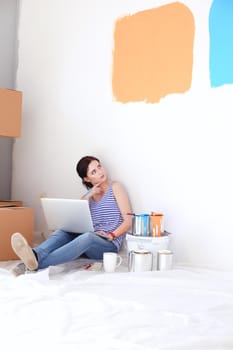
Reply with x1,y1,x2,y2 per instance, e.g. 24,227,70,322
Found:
131,214,150,236
128,250,153,272
150,212,164,237
157,250,173,270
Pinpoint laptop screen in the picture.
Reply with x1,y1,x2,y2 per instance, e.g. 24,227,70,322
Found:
40,197,94,234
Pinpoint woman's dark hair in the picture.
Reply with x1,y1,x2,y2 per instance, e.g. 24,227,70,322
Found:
76,156,100,189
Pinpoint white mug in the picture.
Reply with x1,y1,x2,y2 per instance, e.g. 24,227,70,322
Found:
103,252,122,273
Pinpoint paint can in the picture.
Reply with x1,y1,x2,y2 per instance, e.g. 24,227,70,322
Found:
128,250,153,272
131,214,150,236
150,212,164,237
157,250,173,270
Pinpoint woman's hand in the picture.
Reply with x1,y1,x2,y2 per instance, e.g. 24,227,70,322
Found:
96,231,115,241
90,182,102,196
82,182,102,200
95,231,112,240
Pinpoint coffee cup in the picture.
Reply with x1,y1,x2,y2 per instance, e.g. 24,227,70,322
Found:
103,252,122,273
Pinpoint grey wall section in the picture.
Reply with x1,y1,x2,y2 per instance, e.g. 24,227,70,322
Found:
0,0,19,199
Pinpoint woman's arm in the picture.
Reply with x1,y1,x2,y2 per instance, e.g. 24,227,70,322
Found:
110,181,132,238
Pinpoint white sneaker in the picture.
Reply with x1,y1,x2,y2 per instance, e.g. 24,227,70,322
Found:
11,232,38,271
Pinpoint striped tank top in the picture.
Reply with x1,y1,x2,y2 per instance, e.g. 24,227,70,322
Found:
89,182,124,251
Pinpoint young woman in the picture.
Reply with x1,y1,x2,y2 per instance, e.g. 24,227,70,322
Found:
11,156,132,272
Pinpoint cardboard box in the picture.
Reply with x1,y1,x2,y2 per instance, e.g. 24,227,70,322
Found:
0,207,34,260
0,200,23,208
0,88,22,137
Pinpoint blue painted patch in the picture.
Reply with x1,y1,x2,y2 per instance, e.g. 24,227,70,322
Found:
209,0,233,87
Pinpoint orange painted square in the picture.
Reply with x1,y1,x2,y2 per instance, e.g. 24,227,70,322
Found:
112,3,194,103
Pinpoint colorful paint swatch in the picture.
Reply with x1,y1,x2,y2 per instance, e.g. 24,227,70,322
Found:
112,2,194,103
209,0,233,87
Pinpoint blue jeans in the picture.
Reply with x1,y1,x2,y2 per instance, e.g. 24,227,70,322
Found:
33,230,118,269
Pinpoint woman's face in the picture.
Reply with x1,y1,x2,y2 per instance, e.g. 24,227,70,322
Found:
84,160,107,186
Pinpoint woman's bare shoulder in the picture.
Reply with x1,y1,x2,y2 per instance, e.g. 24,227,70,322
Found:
112,180,128,194
112,180,123,189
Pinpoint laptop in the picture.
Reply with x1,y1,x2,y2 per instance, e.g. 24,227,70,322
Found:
40,197,94,234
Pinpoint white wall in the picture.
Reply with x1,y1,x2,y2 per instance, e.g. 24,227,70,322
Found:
12,0,233,270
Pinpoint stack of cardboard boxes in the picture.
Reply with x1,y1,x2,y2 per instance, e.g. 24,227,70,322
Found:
0,88,34,260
